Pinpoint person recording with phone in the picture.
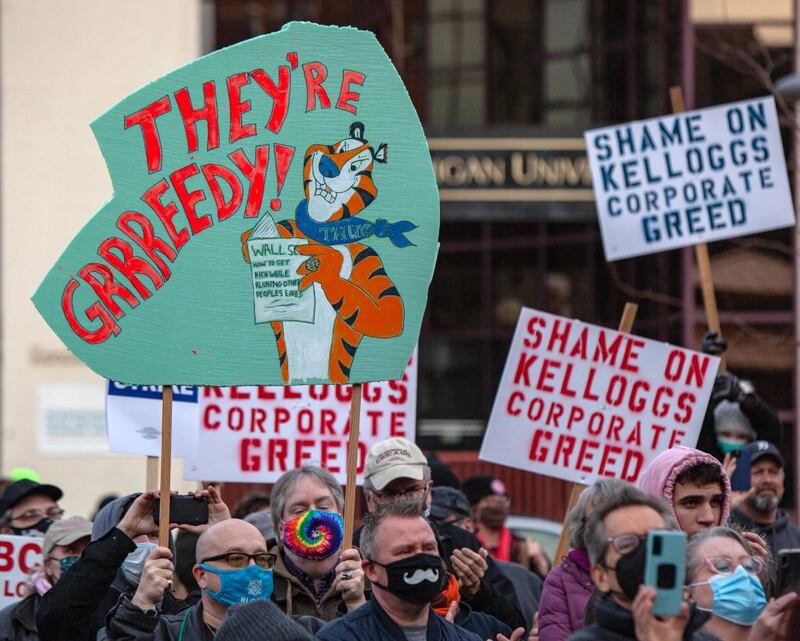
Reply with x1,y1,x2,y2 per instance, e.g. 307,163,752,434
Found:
37,486,228,641
685,526,799,641
99,518,278,641
568,482,712,641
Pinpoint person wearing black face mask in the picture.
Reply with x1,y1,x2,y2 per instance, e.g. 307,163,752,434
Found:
0,480,64,537
568,483,719,641
317,498,525,641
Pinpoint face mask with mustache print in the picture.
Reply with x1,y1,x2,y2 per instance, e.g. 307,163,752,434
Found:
369,553,447,604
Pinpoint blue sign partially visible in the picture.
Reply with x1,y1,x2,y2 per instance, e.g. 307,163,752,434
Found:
107,381,198,403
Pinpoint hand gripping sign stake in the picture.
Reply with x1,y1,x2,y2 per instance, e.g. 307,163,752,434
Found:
553,302,638,563
669,86,726,373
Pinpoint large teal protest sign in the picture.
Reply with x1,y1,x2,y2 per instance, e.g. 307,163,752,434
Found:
33,23,439,386
585,96,794,261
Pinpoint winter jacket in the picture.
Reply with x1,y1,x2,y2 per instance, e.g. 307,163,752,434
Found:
354,521,525,630
451,602,511,640
567,593,719,641
98,596,212,641
37,496,189,641
539,549,593,641
316,597,482,641
435,521,525,630
637,446,731,526
0,593,40,641
494,559,542,633
731,508,800,578
269,545,346,620
697,391,782,462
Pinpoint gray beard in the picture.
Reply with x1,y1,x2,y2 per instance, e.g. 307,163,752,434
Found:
746,491,780,514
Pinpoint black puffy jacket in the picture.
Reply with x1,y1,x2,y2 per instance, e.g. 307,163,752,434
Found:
316,598,482,641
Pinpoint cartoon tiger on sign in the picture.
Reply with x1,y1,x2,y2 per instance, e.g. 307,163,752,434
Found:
242,122,414,383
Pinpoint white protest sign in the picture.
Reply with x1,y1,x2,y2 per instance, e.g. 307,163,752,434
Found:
585,96,794,261
105,382,199,459
0,535,42,608
184,353,417,484
480,309,719,485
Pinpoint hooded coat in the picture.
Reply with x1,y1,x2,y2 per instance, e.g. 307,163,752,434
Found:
538,549,593,641
636,446,731,528
36,495,189,641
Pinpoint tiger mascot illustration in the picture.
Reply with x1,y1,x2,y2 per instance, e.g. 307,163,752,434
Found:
242,122,415,383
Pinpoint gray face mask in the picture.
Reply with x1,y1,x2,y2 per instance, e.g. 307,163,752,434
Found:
121,542,156,586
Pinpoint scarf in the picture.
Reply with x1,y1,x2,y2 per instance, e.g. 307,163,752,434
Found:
295,200,416,248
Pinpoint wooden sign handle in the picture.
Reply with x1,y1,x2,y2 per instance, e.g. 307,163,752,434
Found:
343,383,363,549
553,303,639,563
670,86,725,371
146,456,159,491
158,386,173,548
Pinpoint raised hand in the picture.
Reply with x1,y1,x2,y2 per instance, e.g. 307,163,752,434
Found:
179,485,231,534
632,586,688,641
450,547,488,598
118,491,177,540
747,592,798,641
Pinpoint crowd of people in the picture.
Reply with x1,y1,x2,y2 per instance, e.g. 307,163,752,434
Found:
0,360,797,640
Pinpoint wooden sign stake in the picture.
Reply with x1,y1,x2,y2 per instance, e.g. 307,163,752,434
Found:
669,86,725,371
553,302,638,562
343,383,363,549
158,386,173,547
146,456,159,491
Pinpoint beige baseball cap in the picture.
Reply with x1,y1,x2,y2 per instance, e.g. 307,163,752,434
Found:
364,437,428,492
42,516,92,557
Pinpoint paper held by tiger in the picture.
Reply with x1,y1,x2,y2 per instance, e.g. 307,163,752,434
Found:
31,22,439,387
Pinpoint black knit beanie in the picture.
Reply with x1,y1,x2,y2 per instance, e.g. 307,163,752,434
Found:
215,599,313,641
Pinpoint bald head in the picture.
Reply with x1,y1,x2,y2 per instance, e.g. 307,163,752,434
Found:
196,519,266,563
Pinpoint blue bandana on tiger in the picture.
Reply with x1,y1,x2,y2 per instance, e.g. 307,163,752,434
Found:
295,200,416,248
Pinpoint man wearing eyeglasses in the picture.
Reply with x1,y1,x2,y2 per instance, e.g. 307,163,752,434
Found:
358,438,526,632
0,516,91,641
100,519,277,641
569,483,713,641
0,480,64,537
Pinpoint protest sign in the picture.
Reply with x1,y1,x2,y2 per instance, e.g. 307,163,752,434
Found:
185,353,416,484
585,96,794,261
0,535,42,608
32,22,439,387
105,382,199,459
479,308,719,485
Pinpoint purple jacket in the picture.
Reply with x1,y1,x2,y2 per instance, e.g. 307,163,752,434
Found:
538,549,593,641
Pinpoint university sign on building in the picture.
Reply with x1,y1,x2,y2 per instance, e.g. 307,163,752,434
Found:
429,137,593,203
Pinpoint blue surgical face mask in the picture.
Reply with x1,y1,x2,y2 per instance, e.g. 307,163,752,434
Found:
717,438,746,455
121,542,157,586
691,565,767,625
59,556,80,574
199,563,274,606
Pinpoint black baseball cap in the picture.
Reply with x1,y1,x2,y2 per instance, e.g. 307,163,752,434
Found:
430,486,472,521
462,475,507,506
745,440,784,467
0,480,63,514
